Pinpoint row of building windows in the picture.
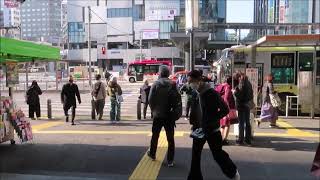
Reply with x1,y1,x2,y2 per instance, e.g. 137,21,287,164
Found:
107,5,145,21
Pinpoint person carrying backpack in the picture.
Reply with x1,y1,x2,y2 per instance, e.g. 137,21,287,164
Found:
187,70,240,180
91,74,106,120
147,65,182,167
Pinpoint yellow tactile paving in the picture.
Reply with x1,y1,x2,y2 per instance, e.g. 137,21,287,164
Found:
129,132,168,180
277,119,319,138
32,121,64,131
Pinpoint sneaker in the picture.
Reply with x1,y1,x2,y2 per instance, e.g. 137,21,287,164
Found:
245,140,252,146
232,170,240,180
184,117,189,121
167,161,174,167
71,123,76,126
190,128,205,139
147,151,156,161
269,124,277,128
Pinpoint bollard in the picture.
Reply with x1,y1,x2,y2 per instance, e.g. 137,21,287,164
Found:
91,98,96,120
47,99,52,119
137,99,141,120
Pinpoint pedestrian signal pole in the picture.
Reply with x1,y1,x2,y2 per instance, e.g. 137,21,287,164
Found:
88,6,92,87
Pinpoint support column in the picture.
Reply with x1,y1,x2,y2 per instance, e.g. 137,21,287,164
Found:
185,51,190,71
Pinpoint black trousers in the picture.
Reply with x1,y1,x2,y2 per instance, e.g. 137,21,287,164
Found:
149,118,175,162
142,102,149,118
188,131,237,180
186,99,191,117
95,99,105,119
64,103,76,122
29,103,40,118
238,107,251,142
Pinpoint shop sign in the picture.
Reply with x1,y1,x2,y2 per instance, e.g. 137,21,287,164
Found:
5,62,19,87
246,68,259,106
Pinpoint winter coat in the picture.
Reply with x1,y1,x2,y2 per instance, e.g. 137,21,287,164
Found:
262,82,274,104
26,85,42,105
140,84,151,103
197,83,229,135
107,82,122,98
61,83,81,107
92,80,106,100
215,83,235,109
148,77,179,119
234,77,253,110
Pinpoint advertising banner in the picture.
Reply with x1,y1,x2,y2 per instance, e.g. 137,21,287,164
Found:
142,30,159,39
279,0,285,23
146,9,177,21
5,62,19,87
246,68,259,106
4,0,19,8
185,0,199,30
268,0,274,23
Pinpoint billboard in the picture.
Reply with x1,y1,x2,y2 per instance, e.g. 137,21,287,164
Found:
142,30,159,39
146,9,177,21
268,0,274,23
4,0,19,8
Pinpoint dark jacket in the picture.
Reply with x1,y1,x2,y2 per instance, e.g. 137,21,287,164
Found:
140,84,151,103
26,85,42,105
61,83,81,106
198,83,229,135
149,77,179,119
180,84,194,101
234,77,253,110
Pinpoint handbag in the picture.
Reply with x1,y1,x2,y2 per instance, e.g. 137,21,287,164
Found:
116,95,124,103
269,93,281,107
228,109,239,124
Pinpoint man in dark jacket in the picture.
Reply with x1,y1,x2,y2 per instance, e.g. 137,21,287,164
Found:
61,76,81,125
26,80,42,120
147,65,182,167
140,80,151,119
233,72,253,145
187,70,240,180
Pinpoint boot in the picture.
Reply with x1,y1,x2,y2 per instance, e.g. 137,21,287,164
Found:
65,116,69,122
71,115,75,125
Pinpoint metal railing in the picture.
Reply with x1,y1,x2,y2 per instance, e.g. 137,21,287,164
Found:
286,96,299,117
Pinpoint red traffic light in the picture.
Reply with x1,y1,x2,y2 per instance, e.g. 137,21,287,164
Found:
102,47,106,54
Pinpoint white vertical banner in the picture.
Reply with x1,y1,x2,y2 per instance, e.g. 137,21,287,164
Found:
185,0,199,30
246,68,259,106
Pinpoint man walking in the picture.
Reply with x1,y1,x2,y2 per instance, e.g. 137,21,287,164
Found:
187,70,240,180
61,76,81,125
92,74,106,120
140,80,151,119
148,65,182,167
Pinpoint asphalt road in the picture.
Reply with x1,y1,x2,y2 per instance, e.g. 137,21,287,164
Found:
0,117,319,180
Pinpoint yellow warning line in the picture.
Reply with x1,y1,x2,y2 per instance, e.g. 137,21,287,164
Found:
277,119,319,137
32,122,64,131
129,132,168,180
34,130,151,135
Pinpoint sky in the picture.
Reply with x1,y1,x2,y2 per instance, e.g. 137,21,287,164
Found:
226,0,254,23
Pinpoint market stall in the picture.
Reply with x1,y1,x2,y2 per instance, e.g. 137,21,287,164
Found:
0,37,60,144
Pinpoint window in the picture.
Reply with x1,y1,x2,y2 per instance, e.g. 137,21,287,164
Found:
107,8,132,18
271,53,295,84
299,53,313,71
133,5,145,21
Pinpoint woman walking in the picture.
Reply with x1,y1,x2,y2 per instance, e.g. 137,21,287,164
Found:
259,74,278,128
107,77,122,123
216,76,236,145
26,80,42,120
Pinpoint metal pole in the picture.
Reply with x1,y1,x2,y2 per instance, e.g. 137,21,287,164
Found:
25,62,29,89
140,31,142,62
190,29,194,71
311,46,317,119
286,96,289,117
88,6,92,87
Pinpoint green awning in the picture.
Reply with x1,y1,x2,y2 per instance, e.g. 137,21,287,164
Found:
0,37,60,62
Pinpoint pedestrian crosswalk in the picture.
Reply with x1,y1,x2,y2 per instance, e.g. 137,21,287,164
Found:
13,89,151,119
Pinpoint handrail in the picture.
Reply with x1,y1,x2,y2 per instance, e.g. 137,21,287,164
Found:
286,96,299,117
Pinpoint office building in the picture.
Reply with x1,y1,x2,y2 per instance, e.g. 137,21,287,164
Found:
0,0,21,39
20,0,62,44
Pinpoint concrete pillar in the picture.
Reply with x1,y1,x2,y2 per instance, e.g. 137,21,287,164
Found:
185,51,190,71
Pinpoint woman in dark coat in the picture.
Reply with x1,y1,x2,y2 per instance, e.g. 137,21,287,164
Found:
140,80,151,119
26,80,42,120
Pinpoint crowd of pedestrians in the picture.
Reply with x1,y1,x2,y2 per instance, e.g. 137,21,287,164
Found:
25,65,285,179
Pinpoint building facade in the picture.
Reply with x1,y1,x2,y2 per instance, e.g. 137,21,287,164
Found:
64,0,182,70
0,0,21,39
20,0,62,44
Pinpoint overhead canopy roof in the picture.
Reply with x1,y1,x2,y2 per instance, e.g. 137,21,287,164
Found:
0,37,60,63
231,34,320,52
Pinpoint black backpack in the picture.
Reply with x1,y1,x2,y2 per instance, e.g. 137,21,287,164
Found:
168,84,182,121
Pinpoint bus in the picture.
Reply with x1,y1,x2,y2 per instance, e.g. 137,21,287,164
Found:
215,35,320,116
125,60,172,83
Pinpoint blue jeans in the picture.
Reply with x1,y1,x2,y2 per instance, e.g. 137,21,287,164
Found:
238,107,251,142
110,97,121,121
